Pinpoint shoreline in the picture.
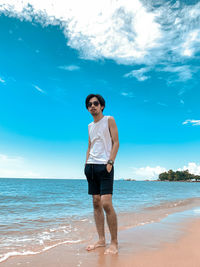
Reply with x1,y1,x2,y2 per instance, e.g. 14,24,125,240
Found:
1,197,200,264
1,207,200,267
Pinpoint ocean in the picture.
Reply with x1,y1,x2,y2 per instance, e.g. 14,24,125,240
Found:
1,178,200,263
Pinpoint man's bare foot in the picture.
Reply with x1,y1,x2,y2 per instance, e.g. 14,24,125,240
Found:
104,243,118,255
86,240,106,251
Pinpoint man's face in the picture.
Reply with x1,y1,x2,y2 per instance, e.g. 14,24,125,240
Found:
87,97,103,116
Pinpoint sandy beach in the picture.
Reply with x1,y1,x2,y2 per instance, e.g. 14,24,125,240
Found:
1,208,200,267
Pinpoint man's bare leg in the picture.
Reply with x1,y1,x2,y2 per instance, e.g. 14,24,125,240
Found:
86,195,106,251
101,194,118,254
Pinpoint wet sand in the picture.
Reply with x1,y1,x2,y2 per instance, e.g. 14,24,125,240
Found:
1,209,200,267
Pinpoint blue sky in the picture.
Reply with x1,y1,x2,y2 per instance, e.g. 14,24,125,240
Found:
0,0,200,180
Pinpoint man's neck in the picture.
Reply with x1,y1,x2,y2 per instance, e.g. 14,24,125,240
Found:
93,113,104,123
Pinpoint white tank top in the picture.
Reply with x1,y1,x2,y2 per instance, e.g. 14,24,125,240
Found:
87,116,112,164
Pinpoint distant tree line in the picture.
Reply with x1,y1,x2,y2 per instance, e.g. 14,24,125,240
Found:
158,169,200,182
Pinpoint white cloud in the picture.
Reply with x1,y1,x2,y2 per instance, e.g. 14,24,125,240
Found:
0,154,41,178
181,29,200,57
131,165,167,180
64,0,162,64
0,154,23,164
124,67,151,81
182,119,200,126
178,162,200,176
33,84,45,94
0,0,200,72
157,2,200,61
0,0,161,65
121,91,134,98
0,77,5,83
125,64,196,83
160,65,193,82
157,102,168,107
58,65,80,71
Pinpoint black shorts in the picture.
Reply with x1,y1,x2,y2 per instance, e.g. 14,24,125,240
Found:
84,164,114,195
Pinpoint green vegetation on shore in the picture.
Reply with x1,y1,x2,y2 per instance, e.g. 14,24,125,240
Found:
158,169,200,182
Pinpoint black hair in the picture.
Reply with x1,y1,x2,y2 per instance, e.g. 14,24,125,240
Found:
85,94,105,112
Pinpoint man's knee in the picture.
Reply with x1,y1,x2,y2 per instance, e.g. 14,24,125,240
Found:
92,195,101,209
101,196,113,213
102,202,112,213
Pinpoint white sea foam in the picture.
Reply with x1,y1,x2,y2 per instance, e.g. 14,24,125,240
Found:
0,250,38,263
138,221,154,226
0,239,82,263
49,225,72,232
79,218,88,222
139,222,147,226
193,209,200,213
77,260,82,267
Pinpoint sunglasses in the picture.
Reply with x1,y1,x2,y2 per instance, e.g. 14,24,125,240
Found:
88,101,100,108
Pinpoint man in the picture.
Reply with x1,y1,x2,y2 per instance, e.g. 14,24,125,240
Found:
84,94,119,255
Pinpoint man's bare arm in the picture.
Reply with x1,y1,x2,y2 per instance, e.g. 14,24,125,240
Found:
108,116,119,162
86,136,91,164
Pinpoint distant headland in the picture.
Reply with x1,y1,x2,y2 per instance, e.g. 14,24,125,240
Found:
158,169,200,182
123,169,200,182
